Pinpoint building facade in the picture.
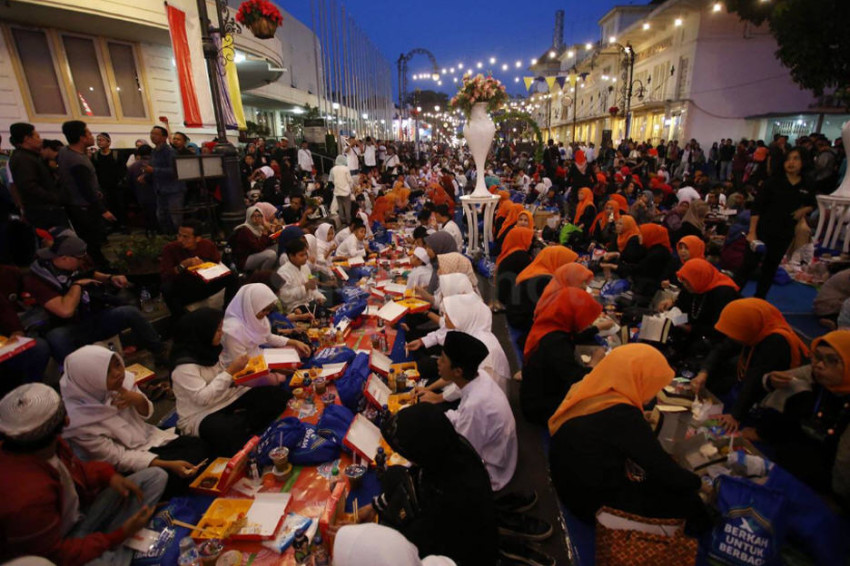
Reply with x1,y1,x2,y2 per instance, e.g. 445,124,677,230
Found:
532,0,848,149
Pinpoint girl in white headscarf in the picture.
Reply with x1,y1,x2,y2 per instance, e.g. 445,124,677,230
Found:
333,524,456,566
221,283,311,366
313,222,338,274
231,205,277,272
61,345,209,492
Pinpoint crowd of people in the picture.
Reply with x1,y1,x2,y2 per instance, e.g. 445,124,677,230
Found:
0,117,848,565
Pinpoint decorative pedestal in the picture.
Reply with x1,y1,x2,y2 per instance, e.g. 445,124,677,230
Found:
461,194,500,257
814,195,850,253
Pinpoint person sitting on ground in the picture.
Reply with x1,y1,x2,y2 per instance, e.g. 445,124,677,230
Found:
333,523,457,566
440,331,517,492
521,286,606,426
673,199,708,245
814,268,850,329
573,187,597,233
434,204,462,251
230,205,277,272
507,246,579,348
692,298,810,433
24,231,164,365
60,345,210,496
0,383,167,565
280,193,312,226
336,218,368,259
365,403,499,566
170,308,291,457
548,344,710,531
406,247,433,292
159,219,238,317
220,283,311,367
589,199,621,248
599,215,645,276
277,238,325,315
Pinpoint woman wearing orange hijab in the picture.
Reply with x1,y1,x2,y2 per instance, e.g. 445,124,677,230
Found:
749,330,850,498
694,298,810,432
574,188,596,230
661,258,740,351
677,235,705,262
508,246,579,342
600,216,645,280
548,344,708,527
495,226,535,358
369,195,394,225
521,287,604,425
588,199,620,242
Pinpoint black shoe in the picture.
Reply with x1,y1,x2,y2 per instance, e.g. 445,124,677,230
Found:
499,541,556,566
497,511,553,541
496,490,538,513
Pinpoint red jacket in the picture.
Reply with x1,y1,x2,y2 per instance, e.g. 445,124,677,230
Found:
0,439,125,566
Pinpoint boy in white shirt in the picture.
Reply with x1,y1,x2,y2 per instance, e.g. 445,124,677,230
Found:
336,218,368,259
406,247,433,291
277,238,325,313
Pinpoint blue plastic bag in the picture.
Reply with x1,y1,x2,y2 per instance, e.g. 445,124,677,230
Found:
290,425,341,465
600,278,630,300
316,404,355,446
334,298,367,324
256,417,308,467
132,497,203,566
475,257,496,279
339,286,370,303
336,352,371,411
306,346,357,368
709,475,787,566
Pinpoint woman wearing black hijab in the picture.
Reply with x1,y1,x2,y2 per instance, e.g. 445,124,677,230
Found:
370,403,499,566
170,308,289,457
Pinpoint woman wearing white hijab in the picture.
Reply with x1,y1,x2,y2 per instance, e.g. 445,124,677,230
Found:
61,345,209,494
333,523,456,566
231,205,278,272
412,295,511,402
221,283,311,366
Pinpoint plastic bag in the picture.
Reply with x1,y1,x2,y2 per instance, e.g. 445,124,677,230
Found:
256,417,308,468
333,298,367,324
339,286,370,303
132,497,203,566
336,352,371,411
316,404,355,446
306,346,357,369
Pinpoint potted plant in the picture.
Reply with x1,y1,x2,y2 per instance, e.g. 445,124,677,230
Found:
109,235,172,289
609,106,620,117
450,74,508,197
236,0,284,39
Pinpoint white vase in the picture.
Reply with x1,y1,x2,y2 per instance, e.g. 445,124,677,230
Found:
463,102,496,198
833,120,850,197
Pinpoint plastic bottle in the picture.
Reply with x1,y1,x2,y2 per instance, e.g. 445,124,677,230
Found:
178,537,201,566
375,447,387,480
311,533,330,566
293,527,311,564
140,287,153,313
329,466,341,492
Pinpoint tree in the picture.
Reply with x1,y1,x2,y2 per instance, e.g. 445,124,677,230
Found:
404,89,449,112
725,0,850,98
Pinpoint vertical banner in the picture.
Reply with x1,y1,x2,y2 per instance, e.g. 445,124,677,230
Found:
222,33,247,130
211,32,237,130
165,3,202,127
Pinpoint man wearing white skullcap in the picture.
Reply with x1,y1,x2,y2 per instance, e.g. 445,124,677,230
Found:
0,383,167,565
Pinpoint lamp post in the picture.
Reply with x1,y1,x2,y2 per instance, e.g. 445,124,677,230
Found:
195,0,245,232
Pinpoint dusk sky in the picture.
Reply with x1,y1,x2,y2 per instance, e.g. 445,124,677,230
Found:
278,0,625,97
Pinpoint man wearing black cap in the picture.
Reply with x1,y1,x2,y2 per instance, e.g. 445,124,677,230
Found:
0,383,167,565
24,231,164,365
439,331,518,492
8,122,68,229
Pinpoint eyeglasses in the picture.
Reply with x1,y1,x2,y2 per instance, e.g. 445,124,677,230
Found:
812,351,842,367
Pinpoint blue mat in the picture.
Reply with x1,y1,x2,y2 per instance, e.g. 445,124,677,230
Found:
740,280,816,315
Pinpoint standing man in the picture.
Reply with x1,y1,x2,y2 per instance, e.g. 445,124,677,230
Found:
297,141,314,179
363,137,377,173
345,136,361,175
8,123,67,230
92,133,127,233
718,138,735,182
58,121,115,268
144,126,186,234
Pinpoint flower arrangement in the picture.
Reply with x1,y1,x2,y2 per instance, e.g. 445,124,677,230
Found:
236,0,283,39
450,74,508,118
608,106,620,116
110,235,172,274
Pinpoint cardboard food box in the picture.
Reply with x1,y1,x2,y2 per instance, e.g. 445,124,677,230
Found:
395,297,430,314
262,347,302,370
188,262,232,282
319,481,348,545
343,413,392,464
192,493,291,540
190,436,259,496
390,362,420,382
0,336,35,363
232,355,273,387
376,301,407,325
126,363,156,386
369,350,392,377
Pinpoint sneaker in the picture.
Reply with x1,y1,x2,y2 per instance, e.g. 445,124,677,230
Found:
499,541,556,566
495,490,538,513
497,511,553,541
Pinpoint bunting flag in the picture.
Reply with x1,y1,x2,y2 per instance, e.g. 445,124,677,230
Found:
523,77,534,91
165,4,202,127
222,33,247,130
211,32,237,130
545,76,557,91
555,76,567,89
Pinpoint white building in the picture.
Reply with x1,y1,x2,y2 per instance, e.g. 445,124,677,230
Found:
534,0,848,148
0,0,390,149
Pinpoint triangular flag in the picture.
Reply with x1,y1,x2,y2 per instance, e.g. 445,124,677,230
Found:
555,76,567,89
545,76,557,91
523,77,534,91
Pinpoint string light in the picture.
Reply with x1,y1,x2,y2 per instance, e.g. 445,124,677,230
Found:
489,56,496,64
712,2,722,11
674,17,683,26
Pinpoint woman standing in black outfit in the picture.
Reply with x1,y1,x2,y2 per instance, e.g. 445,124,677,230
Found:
734,148,815,298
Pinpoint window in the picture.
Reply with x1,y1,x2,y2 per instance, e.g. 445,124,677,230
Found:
62,35,112,117
10,28,66,115
6,26,149,121
107,42,147,118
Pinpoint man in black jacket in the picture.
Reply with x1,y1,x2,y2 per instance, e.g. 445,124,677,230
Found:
8,123,68,230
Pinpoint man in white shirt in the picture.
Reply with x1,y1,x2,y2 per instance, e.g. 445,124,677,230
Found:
434,204,462,251
383,146,400,177
297,141,313,177
363,137,377,172
336,218,367,259
345,137,361,174
440,331,517,492
277,238,325,313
